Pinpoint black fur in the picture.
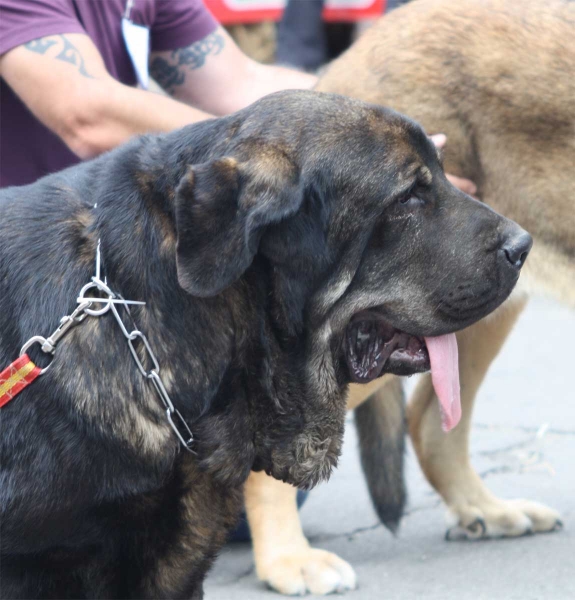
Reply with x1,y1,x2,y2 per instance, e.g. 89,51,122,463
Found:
0,90,528,598
355,378,406,533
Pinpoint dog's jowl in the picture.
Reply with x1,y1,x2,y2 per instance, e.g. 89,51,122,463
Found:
0,90,530,599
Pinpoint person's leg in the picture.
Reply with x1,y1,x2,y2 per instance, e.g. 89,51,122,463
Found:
276,0,327,71
385,0,412,13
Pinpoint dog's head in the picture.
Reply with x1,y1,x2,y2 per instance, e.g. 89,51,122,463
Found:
173,91,530,488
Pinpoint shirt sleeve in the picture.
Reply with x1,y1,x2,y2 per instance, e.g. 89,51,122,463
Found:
151,0,219,52
0,0,85,56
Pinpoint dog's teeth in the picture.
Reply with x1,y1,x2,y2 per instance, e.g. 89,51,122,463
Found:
368,334,376,359
348,338,356,358
361,351,369,369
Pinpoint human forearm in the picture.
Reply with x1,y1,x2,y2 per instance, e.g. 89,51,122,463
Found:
233,60,317,112
197,59,317,115
150,28,317,116
0,33,214,160
61,78,213,159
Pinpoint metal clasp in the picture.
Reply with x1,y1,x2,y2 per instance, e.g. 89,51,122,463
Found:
17,240,195,453
41,301,93,353
19,300,94,374
20,336,52,374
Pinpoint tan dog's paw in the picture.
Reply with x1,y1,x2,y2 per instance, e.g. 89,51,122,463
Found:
445,498,563,540
260,548,357,596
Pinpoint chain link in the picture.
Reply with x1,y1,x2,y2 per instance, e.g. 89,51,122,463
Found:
19,244,195,453
127,332,160,377
83,275,196,453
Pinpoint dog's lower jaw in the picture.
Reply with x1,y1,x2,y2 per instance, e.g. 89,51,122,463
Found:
262,426,344,490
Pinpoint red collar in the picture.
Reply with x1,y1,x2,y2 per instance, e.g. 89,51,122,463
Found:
0,354,41,408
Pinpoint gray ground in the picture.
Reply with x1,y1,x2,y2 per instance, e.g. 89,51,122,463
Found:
206,296,575,600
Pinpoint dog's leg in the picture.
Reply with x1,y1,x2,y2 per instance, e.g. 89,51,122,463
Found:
354,376,406,532
409,293,562,539
245,379,389,595
245,470,356,595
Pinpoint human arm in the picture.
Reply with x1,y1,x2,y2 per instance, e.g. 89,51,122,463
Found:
430,134,477,196
149,27,317,116
148,31,474,194
0,33,214,160
444,173,477,196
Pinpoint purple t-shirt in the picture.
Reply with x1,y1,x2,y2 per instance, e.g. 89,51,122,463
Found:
0,0,218,187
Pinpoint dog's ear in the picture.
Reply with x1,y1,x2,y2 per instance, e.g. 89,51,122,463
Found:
175,153,301,297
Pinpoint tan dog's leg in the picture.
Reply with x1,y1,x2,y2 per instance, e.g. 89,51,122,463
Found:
409,293,562,538
245,378,389,595
346,376,393,410
245,470,356,595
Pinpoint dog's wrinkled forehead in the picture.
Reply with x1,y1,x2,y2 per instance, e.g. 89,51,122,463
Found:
234,91,437,203
309,110,438,214
173,90,442,298
234,89,432,161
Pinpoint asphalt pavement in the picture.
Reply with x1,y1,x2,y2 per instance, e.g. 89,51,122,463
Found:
205,295,575,600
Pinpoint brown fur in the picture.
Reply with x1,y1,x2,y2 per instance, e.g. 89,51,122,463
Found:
246,1,573,594
4,88,524,598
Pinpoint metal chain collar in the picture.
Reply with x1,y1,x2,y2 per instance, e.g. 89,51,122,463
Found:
19,241,195,453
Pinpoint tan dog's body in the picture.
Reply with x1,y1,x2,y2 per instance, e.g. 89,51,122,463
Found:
245,0,575,594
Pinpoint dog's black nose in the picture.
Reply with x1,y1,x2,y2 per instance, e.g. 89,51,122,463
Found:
502,230,532,269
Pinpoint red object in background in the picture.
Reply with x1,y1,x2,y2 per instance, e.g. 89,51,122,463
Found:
204,0,386,24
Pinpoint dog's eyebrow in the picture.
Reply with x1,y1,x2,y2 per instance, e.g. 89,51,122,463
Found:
434,145,445,167
396,161,420,185
419,166,433,185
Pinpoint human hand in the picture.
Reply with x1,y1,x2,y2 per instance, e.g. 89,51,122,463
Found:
430,134,477,197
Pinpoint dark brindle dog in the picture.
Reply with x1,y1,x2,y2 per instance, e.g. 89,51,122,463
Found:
0,90,530,599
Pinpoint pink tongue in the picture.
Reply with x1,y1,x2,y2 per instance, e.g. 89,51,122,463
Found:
423,334,461,432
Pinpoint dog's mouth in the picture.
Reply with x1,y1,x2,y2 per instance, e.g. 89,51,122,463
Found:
345,311,429,381
344,311,462,432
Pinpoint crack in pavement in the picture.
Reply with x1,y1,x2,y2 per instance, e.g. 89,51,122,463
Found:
308,500,443,543
306,440,562,546
221,501,445,586
218,423,571,576
308,434,562,545
473,423,575,436
479,438,539,457
478,465,515,478
309,522,381,543
473,429,559,477
231,566,255,585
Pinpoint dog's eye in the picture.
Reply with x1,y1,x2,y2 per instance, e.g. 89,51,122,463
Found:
398,192,424,208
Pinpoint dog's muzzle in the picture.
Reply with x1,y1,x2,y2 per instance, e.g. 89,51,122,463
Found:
344,311,430,381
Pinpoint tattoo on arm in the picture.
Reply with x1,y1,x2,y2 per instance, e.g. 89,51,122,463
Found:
25,35,92,78
150,31,225,94
149,58,184,93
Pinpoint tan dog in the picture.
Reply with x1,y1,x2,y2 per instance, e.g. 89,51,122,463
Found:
244,0,574,595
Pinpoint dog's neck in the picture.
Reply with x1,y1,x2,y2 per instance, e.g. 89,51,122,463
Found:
76,127,341,486
76,138,275,471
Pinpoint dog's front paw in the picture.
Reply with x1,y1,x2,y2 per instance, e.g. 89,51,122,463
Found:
445,497,563,540
260,548,356,596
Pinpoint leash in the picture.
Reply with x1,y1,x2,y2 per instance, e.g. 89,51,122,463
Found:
0,241,195,453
